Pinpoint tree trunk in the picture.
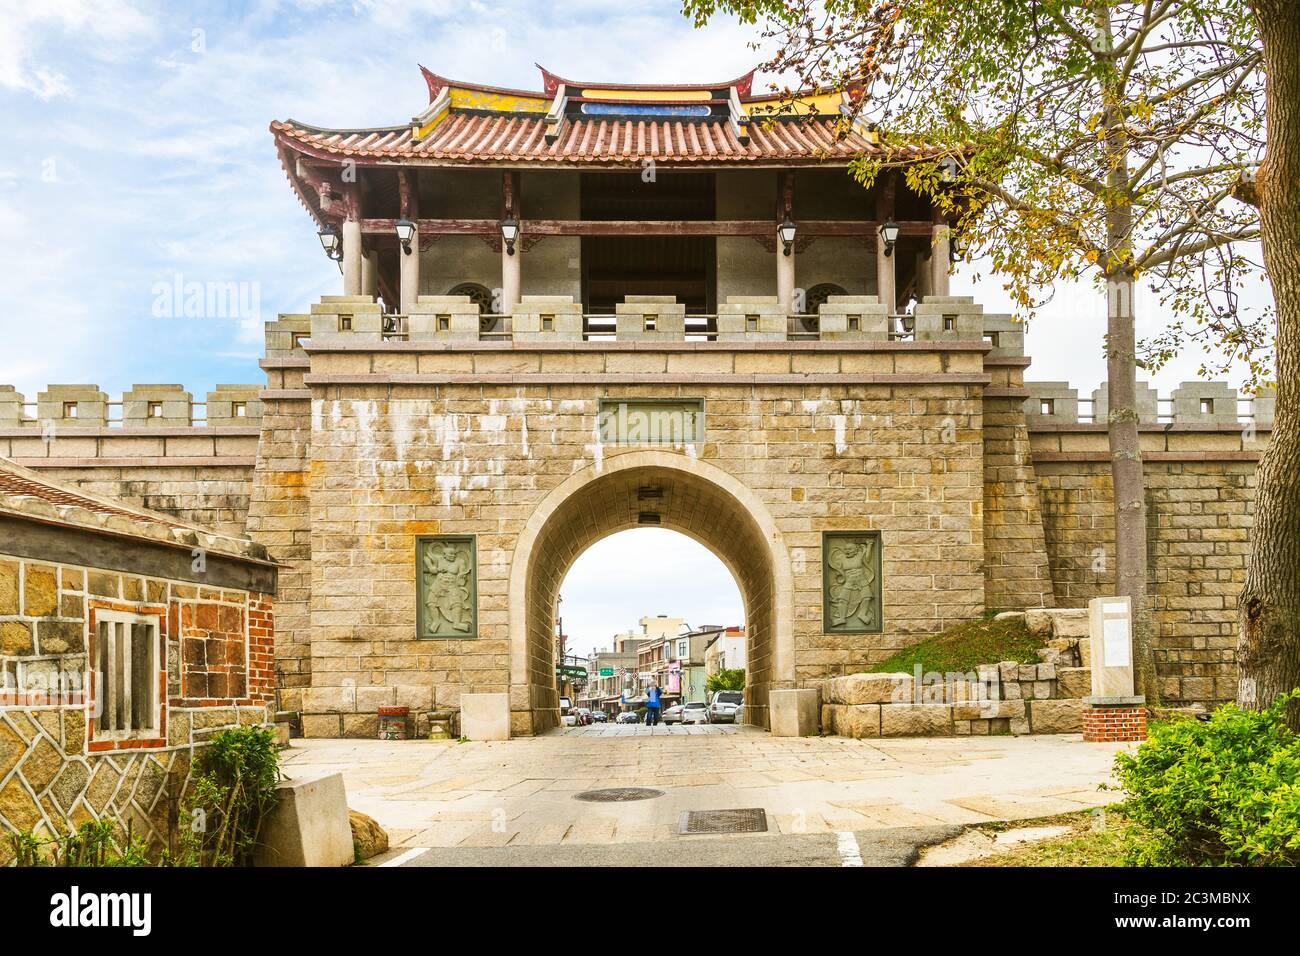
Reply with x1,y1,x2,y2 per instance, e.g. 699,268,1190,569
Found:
1099,8,1158,703
1107,274,1156,702
1239,1,1300,727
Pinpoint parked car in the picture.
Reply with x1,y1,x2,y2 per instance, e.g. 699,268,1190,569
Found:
681,701,710,724
615,711,640,724
574,707,594,726
661,703,685,724
591,711,608,722
708,690,744,723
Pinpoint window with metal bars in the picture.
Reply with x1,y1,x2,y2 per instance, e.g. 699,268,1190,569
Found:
94,610,161,736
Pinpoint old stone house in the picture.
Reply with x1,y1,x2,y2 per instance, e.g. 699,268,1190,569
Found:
0,458,277,850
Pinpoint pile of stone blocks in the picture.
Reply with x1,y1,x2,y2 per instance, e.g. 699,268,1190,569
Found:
818,607,1095,738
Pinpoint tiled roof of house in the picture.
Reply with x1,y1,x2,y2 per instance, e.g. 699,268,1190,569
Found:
0,457,272,564
271,113,904,166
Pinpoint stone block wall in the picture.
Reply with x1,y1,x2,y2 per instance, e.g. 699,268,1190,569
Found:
0,551,274,855
258,325,992,735
1034,459,1256,707
0,383,263,538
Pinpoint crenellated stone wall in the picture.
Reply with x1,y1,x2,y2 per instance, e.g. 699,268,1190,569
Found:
0,384,262,537
1025,380,1273,708
5,295,1277,730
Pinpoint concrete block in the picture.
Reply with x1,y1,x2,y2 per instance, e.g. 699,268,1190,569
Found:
770,688,821,737
461,692,510,741
254,772,353,867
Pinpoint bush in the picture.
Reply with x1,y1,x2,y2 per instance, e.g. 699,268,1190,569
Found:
8,819,152,867
1114,691,1300,866
183,725,281,866
706,668,745,693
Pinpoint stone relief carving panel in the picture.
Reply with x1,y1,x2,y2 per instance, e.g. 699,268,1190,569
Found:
822,532,883,634
417,536,477,638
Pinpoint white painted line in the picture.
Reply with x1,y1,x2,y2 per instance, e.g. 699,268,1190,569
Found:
836,831,865,867
379,847,428,868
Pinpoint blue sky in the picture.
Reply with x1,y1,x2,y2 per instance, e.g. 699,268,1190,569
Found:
0,0,1267,655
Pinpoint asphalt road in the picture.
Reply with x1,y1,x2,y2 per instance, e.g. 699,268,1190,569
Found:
382,824,963,868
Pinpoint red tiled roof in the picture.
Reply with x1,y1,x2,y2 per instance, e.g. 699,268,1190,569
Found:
0,468,188,531
0,458,273,563
271,114,919,166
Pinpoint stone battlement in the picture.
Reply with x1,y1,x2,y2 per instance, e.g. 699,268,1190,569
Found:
262,293,1025,355
1025,380,1275,427
0,383,263,429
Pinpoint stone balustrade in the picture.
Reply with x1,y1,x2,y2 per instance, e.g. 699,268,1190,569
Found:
1025,380,1275,425
0,384,263,428
272,293,1025,349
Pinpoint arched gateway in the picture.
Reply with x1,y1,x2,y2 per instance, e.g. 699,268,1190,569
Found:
509,451,795,734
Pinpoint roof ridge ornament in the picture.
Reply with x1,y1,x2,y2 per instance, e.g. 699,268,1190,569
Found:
545,83,568,144
536,63,756,98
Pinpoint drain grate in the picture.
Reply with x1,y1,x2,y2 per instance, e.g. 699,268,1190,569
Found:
574,787,664,803
678,808,768,835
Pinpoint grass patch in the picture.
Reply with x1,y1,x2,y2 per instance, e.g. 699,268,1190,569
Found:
962,810,1159,867
870,613,1045,676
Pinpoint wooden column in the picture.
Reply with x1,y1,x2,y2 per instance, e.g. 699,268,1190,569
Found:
875,174,896,312
776,171,795,314
342,217,362,295
501,171,521,313
930,214,952,297
399,170,421,313
361,248,378,298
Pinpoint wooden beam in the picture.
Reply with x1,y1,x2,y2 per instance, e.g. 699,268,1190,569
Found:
359,218,933,237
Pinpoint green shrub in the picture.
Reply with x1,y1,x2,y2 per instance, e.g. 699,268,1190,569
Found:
8,818,152,867
706,668,745,693
183,725,282,866
1114,691,1300,866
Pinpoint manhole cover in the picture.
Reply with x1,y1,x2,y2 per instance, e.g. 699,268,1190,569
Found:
678,808,768,835
573,787,664,803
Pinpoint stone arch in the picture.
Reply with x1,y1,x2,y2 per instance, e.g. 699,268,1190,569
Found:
508,451,794,735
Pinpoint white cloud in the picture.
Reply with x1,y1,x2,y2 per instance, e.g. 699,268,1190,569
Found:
0,0,155,99
560,529,744,659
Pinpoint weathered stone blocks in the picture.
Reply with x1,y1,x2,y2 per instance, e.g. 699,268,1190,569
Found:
880,703,954,737
1027,698,1083,734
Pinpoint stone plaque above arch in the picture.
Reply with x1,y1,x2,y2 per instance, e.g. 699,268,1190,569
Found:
417,535,478,639
822,531,883,634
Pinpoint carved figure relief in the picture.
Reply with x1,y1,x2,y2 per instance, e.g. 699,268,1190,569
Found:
418,537,477,638
823,532,882,633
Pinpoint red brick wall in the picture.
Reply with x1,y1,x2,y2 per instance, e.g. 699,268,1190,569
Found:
1081,704,1148,742
247,592,275,705
173,588,275,708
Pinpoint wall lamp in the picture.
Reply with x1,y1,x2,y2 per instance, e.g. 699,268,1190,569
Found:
395,218,416,255
878,219,900,258
777,216,797,257
317,225,342,261
500,216,520,256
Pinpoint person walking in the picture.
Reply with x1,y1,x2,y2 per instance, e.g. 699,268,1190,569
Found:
645,682,662,727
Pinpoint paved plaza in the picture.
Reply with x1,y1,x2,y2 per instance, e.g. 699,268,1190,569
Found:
280,727,1133,864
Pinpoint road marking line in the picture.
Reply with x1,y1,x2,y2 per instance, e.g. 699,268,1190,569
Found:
836,831,865,867
379,847,428,867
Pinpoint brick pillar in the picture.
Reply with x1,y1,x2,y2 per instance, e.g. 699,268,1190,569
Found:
1082,696,1148,742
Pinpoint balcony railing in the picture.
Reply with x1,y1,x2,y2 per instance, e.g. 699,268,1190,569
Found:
377,313,921,343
